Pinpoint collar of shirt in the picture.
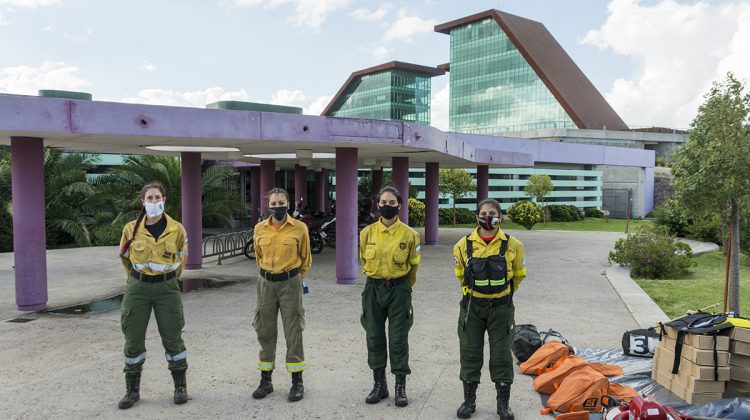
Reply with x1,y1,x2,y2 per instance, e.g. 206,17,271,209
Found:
264,215,291,231
468,226,507,246
377,217,402,233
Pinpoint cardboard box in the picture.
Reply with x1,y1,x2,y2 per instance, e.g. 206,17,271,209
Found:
730,340,750,356
730,365,750,382
654,346,727,393
661,337,730,366
731,352,750,368
660,326,730,351
730,326,750,343
657,344,731,381
724,386,750,398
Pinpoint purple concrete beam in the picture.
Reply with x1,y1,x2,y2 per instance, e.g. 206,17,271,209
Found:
315,170,327,213
477,165,489,203
392,157,409,223
259,160,275,217
11,137,47,311
335,148,358,285
425,162,439,245
250,166,260,224
181,152,203,291
294,164,308,211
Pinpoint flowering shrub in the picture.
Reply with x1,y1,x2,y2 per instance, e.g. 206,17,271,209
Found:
507,200,542,230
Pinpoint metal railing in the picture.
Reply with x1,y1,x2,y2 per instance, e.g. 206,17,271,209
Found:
202,230,251,265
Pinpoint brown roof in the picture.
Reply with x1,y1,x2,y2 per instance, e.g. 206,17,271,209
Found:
321,61,445,116
436,10,629,131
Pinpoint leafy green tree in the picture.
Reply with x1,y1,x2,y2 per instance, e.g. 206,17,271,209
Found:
672,73,750,314
439,168,476,227
524,174,554,224
96,155,246,232
0,147,12,252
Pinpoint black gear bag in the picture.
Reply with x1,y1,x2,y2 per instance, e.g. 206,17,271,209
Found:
512,324,542,363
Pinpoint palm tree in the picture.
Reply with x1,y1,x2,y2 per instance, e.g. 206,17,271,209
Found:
0,147,12,252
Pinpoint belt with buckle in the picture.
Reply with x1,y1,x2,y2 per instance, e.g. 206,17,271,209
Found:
463,294,512,307
368,275,409,288
130,268,177,283
259,268,300,282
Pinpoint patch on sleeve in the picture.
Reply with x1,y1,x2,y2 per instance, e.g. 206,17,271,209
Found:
522,258,526,266
453,255,459,267
416,244,421,253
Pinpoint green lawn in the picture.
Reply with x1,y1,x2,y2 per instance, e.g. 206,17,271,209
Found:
635,251,750,319
442,218,653,233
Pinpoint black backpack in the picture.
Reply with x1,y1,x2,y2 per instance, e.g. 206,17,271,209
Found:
512,324,542,362
662,312,733,380
622,327,660,357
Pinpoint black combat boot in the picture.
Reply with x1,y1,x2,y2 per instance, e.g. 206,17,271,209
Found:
456,381,478,418
252,370,273,399
171,369,188,405
118,372,141,409
495,382,514,420
365,368,388,404
288,371,304,402
394,374,408,407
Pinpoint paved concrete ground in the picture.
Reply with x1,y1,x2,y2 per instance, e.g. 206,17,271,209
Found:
0,228,640,419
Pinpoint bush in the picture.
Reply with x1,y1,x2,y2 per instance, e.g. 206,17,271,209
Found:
439,207,475,225
608,227,694,279
91,224,122,246
651,200,690,237
547,205,584,222
585,207,604,218
507,200,542,230
408,198,425,227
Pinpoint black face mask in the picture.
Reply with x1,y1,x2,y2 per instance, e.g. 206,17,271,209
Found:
270,206,288,221
477,215,499,230
379,204,399,220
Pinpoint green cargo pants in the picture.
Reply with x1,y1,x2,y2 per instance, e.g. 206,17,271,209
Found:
120,276,187,373
360,278,414,375
457,299,514,383
252,274,306,372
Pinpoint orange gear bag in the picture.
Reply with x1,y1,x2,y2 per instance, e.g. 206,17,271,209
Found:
555,411,590,420
540,365,609,415
533,355,588,394
520,342,574,376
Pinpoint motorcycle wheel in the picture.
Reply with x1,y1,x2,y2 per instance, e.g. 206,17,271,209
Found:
324,235,336,248
310,233,324,255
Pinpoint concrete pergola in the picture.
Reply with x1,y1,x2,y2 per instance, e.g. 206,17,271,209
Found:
0,94,654,311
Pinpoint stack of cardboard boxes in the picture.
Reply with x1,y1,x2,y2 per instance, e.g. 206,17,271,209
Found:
651,325,730,404
726,326,750,397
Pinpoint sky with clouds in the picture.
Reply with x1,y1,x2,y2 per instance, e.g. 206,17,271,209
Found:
1,0,749,131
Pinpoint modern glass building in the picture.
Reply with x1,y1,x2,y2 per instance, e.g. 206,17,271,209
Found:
322,61,445,125
435,10,629,135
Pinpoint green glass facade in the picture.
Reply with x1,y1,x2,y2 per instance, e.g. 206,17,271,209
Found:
329,70,431,124
449,18,577,134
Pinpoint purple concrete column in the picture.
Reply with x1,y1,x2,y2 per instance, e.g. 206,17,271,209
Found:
392,157,410,223
477,164,489,203
259,160,276,217
315,169,327,213
372,168,383,195
250,166,260,224
336,148,358,285
181,152,202,292
294,164,308,211
11,137,47,311
425,162,439,245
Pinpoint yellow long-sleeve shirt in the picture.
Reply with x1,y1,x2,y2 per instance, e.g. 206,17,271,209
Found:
254,216,312,279
359,217,421,286
119,213,188,279
452,227,527,299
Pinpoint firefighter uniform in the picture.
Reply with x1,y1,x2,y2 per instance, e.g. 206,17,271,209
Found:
359,217,421,376
119,213,189,374
252,216,311,373
452,228,526,384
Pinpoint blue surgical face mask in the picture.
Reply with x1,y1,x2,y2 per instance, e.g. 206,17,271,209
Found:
145,201,164,218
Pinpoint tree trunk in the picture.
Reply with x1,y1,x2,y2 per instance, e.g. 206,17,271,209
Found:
729,200,741,315
452,201,456,227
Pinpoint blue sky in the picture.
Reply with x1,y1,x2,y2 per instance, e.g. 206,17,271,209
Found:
1,0,749,130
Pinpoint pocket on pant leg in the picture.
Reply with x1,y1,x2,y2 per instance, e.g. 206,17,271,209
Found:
120,305,132,335
252,308,261,332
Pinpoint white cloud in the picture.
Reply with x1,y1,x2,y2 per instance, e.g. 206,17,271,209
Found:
269,88,332,114
0,61,91,94
371,46,389,61
350,5,390,22
582,0,750,129
63,28,92,44
0,11,6,25
383,8,437,44
121,87,250,107
222,0,348,31
140,62,157,72
430,81,449,131
0,0,60,7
